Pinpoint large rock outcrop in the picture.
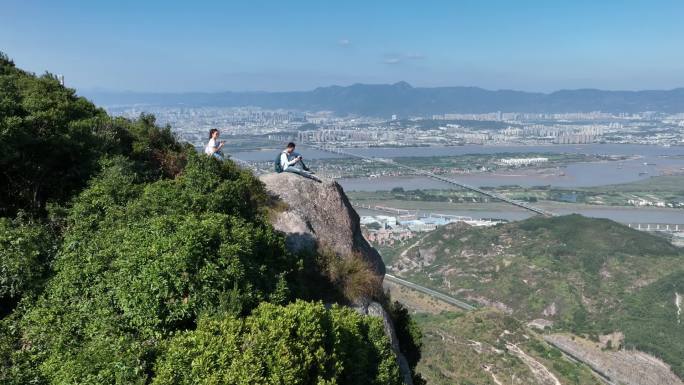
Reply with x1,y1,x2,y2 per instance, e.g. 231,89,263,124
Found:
260,172,385,277
261,172,413,385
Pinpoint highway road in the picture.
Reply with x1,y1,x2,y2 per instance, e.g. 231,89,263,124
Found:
384,273,476,311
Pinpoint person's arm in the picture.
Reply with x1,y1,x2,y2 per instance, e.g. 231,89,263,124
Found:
289,155,300,166
288,153,302,166
284,153,300,166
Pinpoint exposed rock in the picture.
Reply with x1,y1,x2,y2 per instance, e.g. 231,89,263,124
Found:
542,302,557,317
527,318,554,331
598,331,624,350
545,334,683,385
506,343,562,385
261,173,413,384
353,301,414,385
467,295,513,314
260,172,385,276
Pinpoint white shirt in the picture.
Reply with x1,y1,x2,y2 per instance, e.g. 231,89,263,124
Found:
205,138,218,155
280,151,298,170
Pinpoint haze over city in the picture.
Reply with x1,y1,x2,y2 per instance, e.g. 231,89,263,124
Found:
2,0,684,92
2,2,684,385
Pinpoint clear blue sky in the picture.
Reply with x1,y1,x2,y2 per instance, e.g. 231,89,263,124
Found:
2,0,683,92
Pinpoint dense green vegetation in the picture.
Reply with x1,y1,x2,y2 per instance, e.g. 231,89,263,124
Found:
618,271,684,378
390,214,684,378
0,53,415,384
0,53,184,217
153,301,402,385
18,154,299,383
387,300,424,378
0,217,56,315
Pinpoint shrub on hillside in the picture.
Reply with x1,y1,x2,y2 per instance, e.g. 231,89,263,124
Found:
387,300,423,371
0,217,56,314
0,52,184,217
618,271,684,378
152,301,403,385
21,154,299,383
0,313,47,385
0,53,417,385
317,250,383,302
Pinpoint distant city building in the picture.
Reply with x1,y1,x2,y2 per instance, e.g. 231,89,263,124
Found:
499,157,549,166
105,105,682,149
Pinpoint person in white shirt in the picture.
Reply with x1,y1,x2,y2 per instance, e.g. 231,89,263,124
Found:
205,128,225,161
280,142,320,182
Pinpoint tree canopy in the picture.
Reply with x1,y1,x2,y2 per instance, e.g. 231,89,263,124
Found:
154,301,402,385
0,52,184,217
0,53,416,385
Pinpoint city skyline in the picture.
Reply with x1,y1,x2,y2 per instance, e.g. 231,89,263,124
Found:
2,0,684,93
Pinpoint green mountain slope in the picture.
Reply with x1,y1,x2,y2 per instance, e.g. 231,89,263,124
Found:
414,310,603,385
390,214,684,378
617,271,684,377
0,53,415,385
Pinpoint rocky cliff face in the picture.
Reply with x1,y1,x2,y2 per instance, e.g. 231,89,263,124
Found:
260,172,412,385
260,172,385,277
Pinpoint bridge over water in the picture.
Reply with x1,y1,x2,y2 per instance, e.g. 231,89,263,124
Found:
309,144,556,217
627,223,683,232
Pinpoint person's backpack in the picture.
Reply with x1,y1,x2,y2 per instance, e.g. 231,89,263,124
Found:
274,153,283,173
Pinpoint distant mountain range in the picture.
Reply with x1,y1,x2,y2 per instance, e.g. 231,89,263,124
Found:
84,82,684,116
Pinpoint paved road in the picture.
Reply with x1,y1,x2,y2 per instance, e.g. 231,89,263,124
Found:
384,274,476,311
387,273,618,385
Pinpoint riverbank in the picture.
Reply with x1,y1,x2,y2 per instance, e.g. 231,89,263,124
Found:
352,198,684,224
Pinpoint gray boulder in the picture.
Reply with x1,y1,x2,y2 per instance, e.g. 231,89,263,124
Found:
261,172,414,384
260,172,385,277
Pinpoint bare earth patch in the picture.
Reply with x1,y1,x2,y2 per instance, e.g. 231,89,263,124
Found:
382,280,463,314
545,334,683,385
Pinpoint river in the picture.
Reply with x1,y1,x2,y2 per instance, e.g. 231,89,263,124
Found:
233,144,684,189
232,144,684,224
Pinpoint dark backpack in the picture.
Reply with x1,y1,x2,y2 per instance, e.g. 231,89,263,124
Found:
274,153,283,173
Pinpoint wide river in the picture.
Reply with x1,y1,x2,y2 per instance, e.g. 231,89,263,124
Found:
233,143,684,189
233,144,684,224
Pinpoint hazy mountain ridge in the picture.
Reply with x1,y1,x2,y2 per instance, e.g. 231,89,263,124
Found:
85,82,684,115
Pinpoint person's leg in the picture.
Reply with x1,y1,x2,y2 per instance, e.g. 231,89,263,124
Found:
284,166,306,176
212,152,224,161
285,167,321,182
294,159,316,174
299,160,313,172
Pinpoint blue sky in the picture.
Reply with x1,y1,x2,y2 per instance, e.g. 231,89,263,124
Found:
2,0,683,92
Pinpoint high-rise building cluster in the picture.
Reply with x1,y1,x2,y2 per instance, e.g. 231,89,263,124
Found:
105,105,684,148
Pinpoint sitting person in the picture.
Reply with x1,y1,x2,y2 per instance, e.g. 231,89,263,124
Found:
279,142,321,182
204,128,225,161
